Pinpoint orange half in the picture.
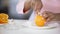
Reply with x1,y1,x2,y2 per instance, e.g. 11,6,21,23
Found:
0,13,9,24
34,15,46,27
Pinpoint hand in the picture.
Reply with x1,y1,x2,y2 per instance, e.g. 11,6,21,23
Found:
42,11,55,22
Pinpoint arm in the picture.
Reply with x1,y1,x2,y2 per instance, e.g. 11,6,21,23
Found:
16,0,31,14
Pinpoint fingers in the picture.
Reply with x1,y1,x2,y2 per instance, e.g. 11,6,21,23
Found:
46,15,54,22
42,11,49,19
34,10,40,15
42,11,55,22
31,0,43,10
31,0,43,14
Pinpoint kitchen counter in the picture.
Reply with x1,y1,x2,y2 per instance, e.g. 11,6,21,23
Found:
0,19,60,34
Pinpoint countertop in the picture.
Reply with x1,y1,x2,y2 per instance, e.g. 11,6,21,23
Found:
0,19,60,34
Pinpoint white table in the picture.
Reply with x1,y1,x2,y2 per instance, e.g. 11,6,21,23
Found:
0,19,60,34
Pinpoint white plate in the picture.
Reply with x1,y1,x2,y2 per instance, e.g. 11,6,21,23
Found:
23,21,59,29
0,20,12,25
0,19,19,30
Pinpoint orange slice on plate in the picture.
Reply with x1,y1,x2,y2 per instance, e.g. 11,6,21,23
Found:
0,13,9,24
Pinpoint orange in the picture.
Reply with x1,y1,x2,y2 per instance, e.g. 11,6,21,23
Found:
0,13,9,24
34,15,46,27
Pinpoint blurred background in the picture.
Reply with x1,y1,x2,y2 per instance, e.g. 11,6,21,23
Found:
0,0,32,20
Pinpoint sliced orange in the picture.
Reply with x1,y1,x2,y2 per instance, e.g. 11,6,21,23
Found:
0,13,9,24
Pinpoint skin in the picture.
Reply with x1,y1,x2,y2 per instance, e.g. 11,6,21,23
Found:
23,0,60,22
23,0,43,14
